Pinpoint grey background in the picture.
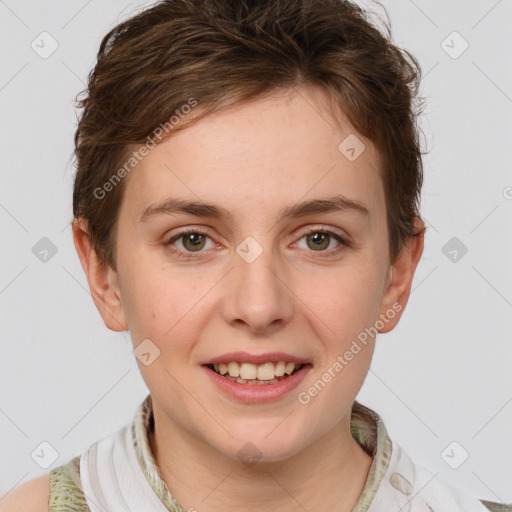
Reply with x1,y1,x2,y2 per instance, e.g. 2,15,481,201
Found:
1,0,511,504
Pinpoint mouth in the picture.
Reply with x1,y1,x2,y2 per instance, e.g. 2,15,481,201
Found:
203,361,310,385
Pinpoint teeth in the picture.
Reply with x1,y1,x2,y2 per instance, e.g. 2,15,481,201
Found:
233,376,279,385
227,361,240,378
210,361,304,381
239,363,257,380
285,362,295,375
256,362,276,380
275,361,286,377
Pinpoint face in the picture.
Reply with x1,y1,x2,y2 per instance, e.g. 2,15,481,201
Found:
76,85,422,463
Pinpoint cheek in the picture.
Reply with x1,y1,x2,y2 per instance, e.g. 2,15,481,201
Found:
301,265,384,342
122,267,216,360
118,267,184,339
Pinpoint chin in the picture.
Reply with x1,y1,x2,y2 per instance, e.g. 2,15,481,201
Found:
206,423,310,466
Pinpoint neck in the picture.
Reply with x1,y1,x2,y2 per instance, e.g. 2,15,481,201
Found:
148,408,373,512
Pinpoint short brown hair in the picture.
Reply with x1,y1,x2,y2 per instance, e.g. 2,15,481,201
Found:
72,0,427,271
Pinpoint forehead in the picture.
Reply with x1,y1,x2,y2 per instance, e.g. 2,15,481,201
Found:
120,86,384,225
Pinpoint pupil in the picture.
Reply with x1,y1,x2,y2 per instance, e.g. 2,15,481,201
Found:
309,232,328,250
185,233,204,250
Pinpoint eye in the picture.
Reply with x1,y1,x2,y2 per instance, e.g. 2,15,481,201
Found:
293,226,350,256
165,227,216,258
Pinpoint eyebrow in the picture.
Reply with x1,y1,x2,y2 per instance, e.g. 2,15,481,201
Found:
139,194,370,223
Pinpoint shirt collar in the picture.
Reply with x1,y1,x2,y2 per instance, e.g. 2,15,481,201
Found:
131,394,393,512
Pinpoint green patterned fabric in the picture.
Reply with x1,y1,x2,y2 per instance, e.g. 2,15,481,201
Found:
130,394,188,511
48,454,88,511
480,502,512,512
48,394,510,511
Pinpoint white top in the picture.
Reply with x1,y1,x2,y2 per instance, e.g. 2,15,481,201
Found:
79,419,496,512
80,424,169,512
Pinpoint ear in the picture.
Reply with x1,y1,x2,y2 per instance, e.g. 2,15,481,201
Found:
72,218,128,332
377,218,425,333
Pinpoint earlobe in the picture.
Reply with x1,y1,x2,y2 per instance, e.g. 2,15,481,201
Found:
72,219,128,332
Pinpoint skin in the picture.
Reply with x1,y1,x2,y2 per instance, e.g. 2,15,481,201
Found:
0,474,49,512
72,85,424,511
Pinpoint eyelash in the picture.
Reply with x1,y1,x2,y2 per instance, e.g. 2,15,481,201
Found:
165,225,350,260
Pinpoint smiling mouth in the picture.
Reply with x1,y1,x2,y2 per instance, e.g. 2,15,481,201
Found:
204,361,309,385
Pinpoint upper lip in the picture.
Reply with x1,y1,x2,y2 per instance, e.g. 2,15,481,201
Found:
203,351,311,365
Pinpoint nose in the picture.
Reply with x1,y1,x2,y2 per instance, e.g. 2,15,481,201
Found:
220,244,294,335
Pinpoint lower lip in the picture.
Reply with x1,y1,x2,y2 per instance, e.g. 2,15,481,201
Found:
202,364,312,404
